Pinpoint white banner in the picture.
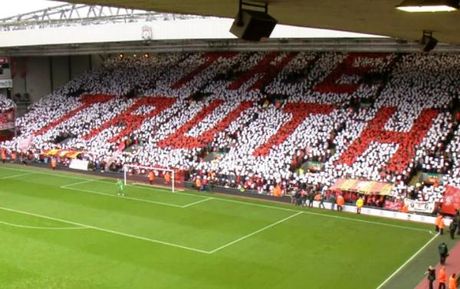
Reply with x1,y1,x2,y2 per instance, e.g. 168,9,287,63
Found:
0,122,14,130
0,79,12,88
404,198,436,213
0,109,15,130
310,201,437,224
69,159,89,171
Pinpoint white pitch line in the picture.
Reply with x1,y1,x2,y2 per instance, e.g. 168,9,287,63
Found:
60,179,94,189
208,211,303,254
302,211,430,233
0,173,31,180
0,166,88,181
181,197,214,208
215,196,298,213
0,220,87,230
0,205,210,254
0,166,430,233
1,166,208,200
215,197,428,233
375,232,439,289
61,186,185,208
0,166,215,209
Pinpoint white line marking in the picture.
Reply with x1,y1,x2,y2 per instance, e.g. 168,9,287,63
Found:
131,182,185,193
208,211,303,254
61,186,185,208
215,197,428,233
0,165,434,259
375,232,439,289
0,166,89,181
1,166,208,202
215,197,298,213
0,173,31,180
0,166,430,233
0,220,86,230
60,179,94,188
131,183,203,197
302,211,430,233
181,197,214,208
0,205,210,254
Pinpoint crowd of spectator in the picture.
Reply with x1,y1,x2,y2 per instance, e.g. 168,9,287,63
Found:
1,51,460,210
0,94,15,112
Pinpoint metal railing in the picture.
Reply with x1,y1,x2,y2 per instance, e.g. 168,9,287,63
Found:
0,4,207,31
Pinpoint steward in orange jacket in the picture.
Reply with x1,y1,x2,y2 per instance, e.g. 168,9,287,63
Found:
1,149,6,163
148,171,155,185
435,214,445,235
336,194,345,212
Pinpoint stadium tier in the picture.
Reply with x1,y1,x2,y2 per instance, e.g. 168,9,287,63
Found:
0,94,15,112
1,51,460,212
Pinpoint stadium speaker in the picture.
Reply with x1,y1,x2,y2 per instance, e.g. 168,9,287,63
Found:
421,31,438,52
230,9,277,41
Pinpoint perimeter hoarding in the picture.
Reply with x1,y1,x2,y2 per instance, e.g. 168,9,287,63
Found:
0,108,15,130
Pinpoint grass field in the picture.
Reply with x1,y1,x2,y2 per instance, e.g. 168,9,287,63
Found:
0,164,438,289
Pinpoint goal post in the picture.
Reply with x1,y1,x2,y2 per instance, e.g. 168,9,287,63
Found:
123,164,176,192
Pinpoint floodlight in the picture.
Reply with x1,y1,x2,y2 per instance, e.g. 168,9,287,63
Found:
396,0,459,12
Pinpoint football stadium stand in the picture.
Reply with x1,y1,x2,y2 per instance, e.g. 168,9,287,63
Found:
0,94,15,112
1,51,460,213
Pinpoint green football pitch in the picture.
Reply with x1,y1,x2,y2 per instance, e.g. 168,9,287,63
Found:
0,164,437,289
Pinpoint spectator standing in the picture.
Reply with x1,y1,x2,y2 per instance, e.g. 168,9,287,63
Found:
436,214,445,235
164,171,171,185
293,189,301,206
202,176,208,191
1,148,6,164
455,210,460,236
449,217,458,240
400,202,409,213
300,188,307,207
438,265,447,289
438,242,449,265
425,265,436,289
448,273,457,289
148,170,155,185
356,196,364,214
336,194,345,212
195,177,202,191
51,157,57,170
307,189,315,208
329,193,336,210
317,193,326,209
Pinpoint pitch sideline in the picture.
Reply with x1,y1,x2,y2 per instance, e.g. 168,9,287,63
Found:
1,165,431,233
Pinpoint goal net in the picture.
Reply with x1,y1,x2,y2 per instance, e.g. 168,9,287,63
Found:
123,164,178,192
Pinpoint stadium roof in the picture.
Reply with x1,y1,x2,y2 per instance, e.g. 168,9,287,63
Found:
62,0,460,45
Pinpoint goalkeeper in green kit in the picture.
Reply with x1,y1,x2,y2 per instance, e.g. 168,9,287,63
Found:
116,179,125,196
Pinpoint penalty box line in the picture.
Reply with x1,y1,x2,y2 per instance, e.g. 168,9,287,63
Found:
9,165,429,233
2,166,430,253
0,172,33,180
208,211,303,254
21,175,303,254
60,179,212,209
0,205,211,255
4,166,429,233
0,205,303,255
